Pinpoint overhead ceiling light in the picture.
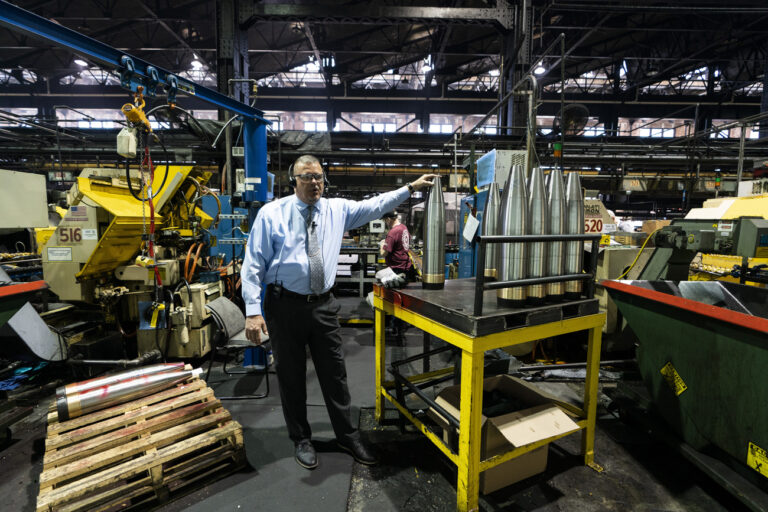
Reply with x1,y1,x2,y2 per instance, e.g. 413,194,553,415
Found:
74,59,88,67
533,63,546,75
422,63,432,72
489,69,499,77
191,60,203,70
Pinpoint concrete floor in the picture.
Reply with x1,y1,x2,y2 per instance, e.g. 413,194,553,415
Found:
0,296,751,511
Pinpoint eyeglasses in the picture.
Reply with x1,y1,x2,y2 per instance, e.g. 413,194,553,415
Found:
296,173,324,183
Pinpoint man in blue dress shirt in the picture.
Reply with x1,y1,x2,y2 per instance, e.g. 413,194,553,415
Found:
242,154,436,469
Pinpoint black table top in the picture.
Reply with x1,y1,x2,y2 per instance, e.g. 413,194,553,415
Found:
377,278,598,337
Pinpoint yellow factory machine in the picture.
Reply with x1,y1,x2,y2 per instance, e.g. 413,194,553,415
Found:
40,164,226,359
683,193,768,285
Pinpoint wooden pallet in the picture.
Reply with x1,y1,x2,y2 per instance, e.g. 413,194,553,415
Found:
37,375,245,512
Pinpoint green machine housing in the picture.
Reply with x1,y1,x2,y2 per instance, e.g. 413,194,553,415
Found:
639,217,768,280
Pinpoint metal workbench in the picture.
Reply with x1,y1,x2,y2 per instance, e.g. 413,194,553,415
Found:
373,279,605,512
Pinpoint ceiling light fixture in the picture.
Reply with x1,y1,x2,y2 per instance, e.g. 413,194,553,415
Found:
533,63,546,75
74,59,88,67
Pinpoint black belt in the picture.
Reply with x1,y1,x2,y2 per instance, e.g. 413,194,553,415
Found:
271,285,331,303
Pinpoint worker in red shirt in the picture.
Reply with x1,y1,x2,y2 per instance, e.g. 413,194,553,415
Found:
379,211,415,281
379,211,414,342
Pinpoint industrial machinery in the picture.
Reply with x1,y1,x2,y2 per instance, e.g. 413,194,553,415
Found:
0,3,272,364
605,279,768,502
35,163,230,359
637,218,768,281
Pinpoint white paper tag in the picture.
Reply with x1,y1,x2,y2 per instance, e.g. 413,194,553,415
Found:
47,247,72,261
463,214,480,243
603,223,617,233
82,228,98,240
718,221,734,234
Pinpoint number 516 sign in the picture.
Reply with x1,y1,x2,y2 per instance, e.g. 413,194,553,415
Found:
58,227,82,243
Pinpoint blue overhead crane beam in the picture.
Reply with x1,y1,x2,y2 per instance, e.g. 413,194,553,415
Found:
0,1,268,123
0,0,272,202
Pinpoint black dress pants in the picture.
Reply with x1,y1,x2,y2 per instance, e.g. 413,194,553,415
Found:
263,287,357,444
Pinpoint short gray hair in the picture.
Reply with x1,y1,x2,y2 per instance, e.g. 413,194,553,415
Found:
293,154,321,173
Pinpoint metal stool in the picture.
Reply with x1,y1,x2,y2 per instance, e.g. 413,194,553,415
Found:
204,296,270,399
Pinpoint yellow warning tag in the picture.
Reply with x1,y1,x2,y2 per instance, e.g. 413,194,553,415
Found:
600,234,611,245
747,442,768,479
149,304,165,328
660,362,687,396
150,308,160,328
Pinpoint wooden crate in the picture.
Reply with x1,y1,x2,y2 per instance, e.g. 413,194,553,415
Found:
37,375,245,512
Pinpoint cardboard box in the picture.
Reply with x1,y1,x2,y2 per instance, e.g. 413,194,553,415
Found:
429,375,579,494
641,219,671,235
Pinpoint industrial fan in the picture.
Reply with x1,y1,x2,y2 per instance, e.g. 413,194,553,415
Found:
551,103,590,136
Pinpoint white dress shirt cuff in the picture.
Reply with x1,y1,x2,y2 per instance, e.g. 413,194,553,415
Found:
245,302,263,317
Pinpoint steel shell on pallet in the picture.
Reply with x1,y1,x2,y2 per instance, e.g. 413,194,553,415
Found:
56,363,185,399
56,369,200,421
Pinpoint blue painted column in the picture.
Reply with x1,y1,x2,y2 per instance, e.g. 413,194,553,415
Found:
243,118,268,204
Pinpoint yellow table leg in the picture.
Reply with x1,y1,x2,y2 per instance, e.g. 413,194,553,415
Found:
456,349,484,512
375,307,386,423
582,324,604,472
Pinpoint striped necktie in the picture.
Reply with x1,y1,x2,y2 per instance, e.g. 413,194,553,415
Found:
305,205,324,294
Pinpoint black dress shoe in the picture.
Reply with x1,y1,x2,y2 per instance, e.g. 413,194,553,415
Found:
295,439,318,469
338,437,379,465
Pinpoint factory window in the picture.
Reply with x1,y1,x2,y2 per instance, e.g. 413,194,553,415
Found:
484,126,497,135
646,128,673,138
385,123,397,132
429,124,453,134
76,120,117,129
583,126,606,137
304,121,327,132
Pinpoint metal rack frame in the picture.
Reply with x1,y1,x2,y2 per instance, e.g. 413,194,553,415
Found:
473,233,602,316
373,252,606,511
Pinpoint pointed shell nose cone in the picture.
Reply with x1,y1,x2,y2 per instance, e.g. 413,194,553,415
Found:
546,168,567,298
481,182,501,280
527,167,548,302
497,165,528,306
422,176,445,289
564,172,584,298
